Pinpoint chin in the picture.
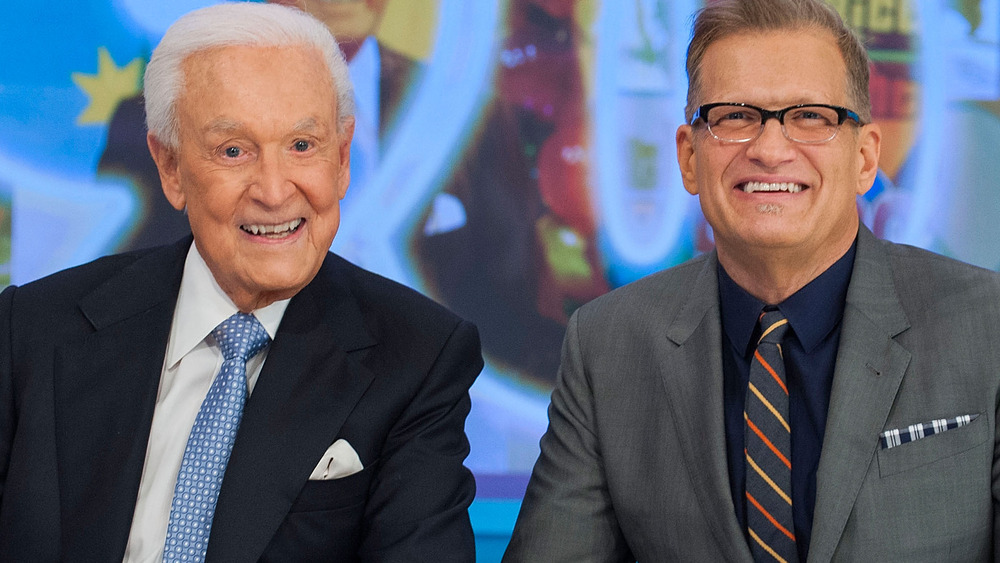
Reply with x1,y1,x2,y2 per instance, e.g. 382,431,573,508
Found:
730,229,803,250
248,269,310,294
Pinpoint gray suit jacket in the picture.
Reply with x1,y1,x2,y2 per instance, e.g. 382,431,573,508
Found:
505,225,1000,562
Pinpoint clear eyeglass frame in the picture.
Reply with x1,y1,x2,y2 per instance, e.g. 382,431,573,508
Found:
690,102,864,144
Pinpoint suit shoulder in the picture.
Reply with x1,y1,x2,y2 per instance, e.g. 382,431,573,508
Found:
11,247,155,306
578,252,712,321
1,242,186,352
326,254,469,335
882,239,1000,290
880,239,1000,317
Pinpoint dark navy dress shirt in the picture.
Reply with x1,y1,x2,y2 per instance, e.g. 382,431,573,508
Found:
719,241,856,562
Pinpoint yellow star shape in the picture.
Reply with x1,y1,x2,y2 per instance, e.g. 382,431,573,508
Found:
71,47,143,125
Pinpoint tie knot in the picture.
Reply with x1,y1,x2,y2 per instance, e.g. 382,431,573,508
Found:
757,309,789,345
212,312,270,362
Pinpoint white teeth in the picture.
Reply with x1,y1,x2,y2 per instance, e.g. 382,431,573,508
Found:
743,181,803,193
243,218,303,237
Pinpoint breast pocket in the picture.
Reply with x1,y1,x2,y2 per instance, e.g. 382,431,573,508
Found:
288,463,376,513
262,464,378,562
877,412,990,478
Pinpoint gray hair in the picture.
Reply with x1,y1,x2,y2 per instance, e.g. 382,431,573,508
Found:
684,0,871,124
144,2,355,149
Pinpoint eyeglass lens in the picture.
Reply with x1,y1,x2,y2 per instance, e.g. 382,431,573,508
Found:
705,105,843,143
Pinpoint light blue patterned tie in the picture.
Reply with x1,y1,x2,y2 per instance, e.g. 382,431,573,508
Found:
162,312,270,562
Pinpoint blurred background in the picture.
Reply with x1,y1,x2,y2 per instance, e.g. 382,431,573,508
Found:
1,0,998,558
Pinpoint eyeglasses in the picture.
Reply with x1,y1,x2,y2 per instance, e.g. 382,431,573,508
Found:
691,102,864,144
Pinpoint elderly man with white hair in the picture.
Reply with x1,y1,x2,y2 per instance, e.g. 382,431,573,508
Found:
0,3,482,561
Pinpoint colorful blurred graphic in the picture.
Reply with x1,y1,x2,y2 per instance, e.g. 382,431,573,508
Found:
1,0,998,489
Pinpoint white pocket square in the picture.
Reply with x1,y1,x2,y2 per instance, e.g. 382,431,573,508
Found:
308,439,364,480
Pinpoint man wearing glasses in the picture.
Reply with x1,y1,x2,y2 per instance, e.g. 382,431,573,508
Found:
505,0,1000,561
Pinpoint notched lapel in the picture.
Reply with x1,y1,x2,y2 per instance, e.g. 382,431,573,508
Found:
808,228,911,562
208,261,377,562
54,242,186,558
658,254,753,562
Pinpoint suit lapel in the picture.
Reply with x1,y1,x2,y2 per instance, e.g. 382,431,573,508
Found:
657,253,753,562
207,256,377,562
808,227,911,561
53,239,189,558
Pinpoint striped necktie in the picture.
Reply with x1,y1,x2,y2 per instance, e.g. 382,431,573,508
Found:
745,309,796,562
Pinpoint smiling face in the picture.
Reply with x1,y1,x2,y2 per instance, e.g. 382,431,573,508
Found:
676,28,880,277
148,44,354,311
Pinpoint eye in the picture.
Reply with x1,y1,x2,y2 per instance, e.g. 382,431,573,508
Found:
717,111,747,122
708,107,760,127
293,140,311,152
789,107,837,126
224,146,242,158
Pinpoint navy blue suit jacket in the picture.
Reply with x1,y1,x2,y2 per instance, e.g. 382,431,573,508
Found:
0,237,482,561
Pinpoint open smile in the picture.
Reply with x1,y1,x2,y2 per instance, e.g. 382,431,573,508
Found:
739,181,806,194
240,218,304,239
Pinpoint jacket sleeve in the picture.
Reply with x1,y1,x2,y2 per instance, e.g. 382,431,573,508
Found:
503,311,633,562
359,319,483,562
993,392,1000,554
0,285,16,505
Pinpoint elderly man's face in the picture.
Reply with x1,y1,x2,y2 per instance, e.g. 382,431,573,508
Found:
151,44,353,310
676,29,880,268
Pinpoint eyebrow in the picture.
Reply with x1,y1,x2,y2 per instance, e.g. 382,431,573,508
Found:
203,118,243,135
292,117,326,134
201,116,328,136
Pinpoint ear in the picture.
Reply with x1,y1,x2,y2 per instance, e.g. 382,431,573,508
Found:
336,116,356,200
855,122,881,196
676,124,700,195
147,133,186,211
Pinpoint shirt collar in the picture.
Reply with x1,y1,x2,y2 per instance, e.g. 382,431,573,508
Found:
165,243,290,369
719,240,857,356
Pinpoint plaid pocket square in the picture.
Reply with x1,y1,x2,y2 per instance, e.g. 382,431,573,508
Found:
880,414,980,449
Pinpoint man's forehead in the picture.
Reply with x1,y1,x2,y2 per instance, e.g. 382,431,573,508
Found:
698,29,847,102
701,28,842,66
174,44,339,139
179,43,328,81
176,43,335,101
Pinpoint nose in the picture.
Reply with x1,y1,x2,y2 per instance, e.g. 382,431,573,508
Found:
250,149,295,208
744,116,796,167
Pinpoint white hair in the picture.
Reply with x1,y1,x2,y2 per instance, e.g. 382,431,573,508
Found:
144,2,355,149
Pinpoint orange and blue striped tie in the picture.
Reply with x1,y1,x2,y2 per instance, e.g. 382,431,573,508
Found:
745,309,796,562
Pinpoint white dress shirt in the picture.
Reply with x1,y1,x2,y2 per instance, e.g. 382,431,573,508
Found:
122,243,290,563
